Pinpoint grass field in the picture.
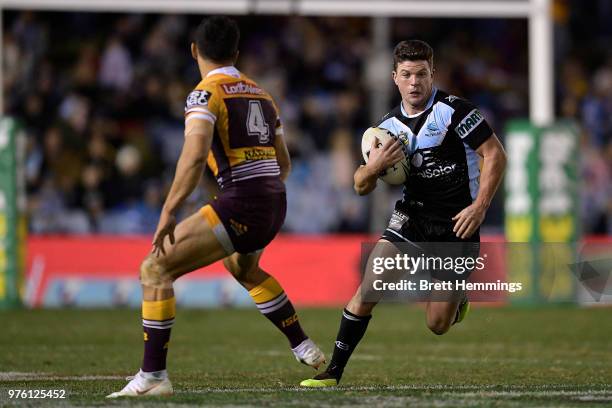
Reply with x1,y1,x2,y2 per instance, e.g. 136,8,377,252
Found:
1,305,611,407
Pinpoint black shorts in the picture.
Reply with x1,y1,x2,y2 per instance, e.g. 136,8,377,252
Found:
381,201,480,281
200,192,286,254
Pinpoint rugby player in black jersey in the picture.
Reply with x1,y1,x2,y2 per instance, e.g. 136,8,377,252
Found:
301,40,507,387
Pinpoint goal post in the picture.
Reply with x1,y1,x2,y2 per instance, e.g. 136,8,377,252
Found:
0,117,26,309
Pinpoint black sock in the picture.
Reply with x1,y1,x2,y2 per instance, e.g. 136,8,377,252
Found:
326,308,371,381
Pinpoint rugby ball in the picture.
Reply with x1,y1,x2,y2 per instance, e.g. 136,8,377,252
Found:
361,127,410,185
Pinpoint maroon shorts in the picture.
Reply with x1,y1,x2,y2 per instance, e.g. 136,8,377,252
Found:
200,192,286,254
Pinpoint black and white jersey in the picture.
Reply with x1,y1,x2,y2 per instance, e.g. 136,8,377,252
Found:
377,88,493,221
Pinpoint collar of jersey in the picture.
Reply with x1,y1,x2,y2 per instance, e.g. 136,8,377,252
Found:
206,66,241,78
400,87,438,118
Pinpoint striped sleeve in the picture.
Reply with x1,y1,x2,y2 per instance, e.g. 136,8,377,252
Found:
184,87,217,125
275,116,284,136
271,99,283,137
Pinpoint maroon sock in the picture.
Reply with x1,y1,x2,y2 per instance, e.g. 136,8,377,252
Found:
255,293,307,348
142,318,174,372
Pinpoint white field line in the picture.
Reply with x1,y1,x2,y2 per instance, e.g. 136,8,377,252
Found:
0,372,124,381
439,390,612,399
254,350,380,361
2,372,610,401
174,386,612,396
413,355,611,366
250,349,611,366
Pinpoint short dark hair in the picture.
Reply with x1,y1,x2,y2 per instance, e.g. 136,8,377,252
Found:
195,16,240,63
393,40,434,71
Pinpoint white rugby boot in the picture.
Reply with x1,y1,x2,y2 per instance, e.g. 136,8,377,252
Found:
106,370,173,398
292,338,326,369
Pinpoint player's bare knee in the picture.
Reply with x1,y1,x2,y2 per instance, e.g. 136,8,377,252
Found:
139,256,174,289
223,257,256,283
427,316,451,335
346,298,376,317
223,257,241,279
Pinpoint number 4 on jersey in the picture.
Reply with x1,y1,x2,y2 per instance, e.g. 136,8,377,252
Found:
247,100,270,144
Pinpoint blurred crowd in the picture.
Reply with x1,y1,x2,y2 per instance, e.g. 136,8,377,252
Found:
555,0,612,234
2,3,611,235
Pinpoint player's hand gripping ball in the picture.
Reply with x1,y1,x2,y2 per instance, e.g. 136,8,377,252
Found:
361,127,411,185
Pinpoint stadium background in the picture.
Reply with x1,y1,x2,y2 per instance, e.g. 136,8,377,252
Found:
0,0,611,308
0,1,611,406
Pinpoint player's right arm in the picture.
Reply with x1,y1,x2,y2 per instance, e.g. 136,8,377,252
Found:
152,118,213,256
152,85,217,256
354,137,404,195
161,119,213,216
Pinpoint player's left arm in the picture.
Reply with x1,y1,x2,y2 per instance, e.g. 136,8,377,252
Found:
275,133,291,181
152,118,213,256
274,127,291,182
271,103,291,181
452,133,507,239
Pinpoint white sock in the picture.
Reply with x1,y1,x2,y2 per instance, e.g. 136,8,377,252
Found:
140,369,167,380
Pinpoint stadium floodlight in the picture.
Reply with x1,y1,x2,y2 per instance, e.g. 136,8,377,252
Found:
0,0,552,124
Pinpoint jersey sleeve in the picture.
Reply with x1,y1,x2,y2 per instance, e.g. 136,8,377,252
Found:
274,116,284,137
184,85,220,125
450,99,493,150
270,99,284,138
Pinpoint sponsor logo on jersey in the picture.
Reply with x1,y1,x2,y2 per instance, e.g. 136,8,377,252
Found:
381,113,390,121
229,218,248,236
185,90,210,109
389,210,409,231
445,95,459,103
425,119,443,137
415,163,457,179
427,121,438,132
455,109,484,138
411,152,424,168
243,148,276,161
222,81,264,95
396,131,412,154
